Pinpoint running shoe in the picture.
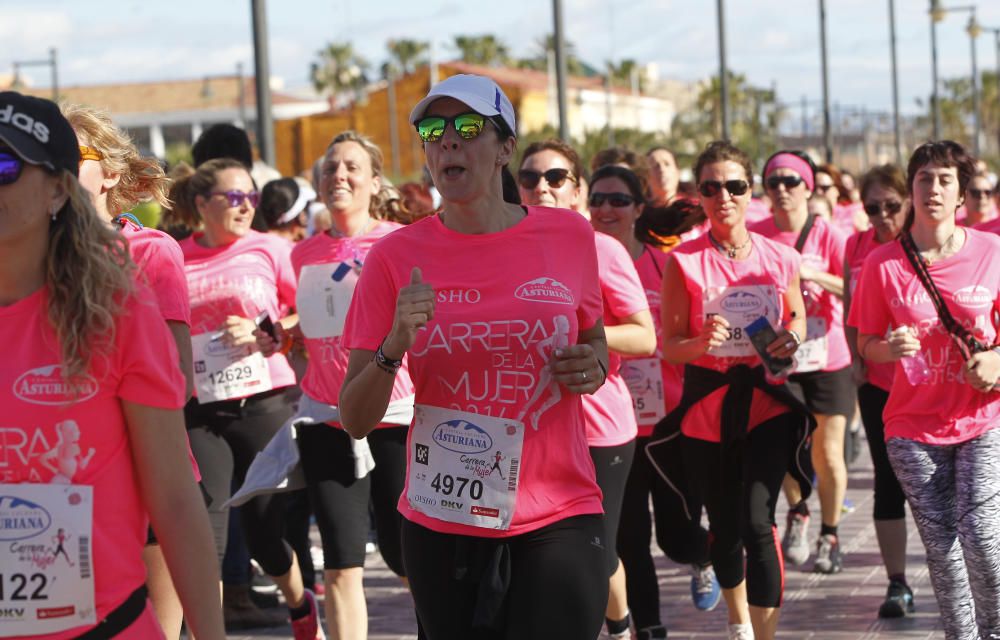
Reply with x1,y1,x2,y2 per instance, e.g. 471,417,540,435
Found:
781,511,810,566
727,622,755,639
878,580,915,618
813,533,843,574
290,589,326,640
690,563,722,611
636,625,667,640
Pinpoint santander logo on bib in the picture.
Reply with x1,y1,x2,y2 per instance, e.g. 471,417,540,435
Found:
515,277,574,305
432,420,494,454
13,365,98,405
954,285,992,309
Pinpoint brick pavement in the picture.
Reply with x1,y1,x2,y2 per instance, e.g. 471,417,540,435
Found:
221,434,947,639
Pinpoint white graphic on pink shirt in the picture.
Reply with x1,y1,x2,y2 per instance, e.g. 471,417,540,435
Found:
516,315,570,430
514,278,575,305
38,420,94,484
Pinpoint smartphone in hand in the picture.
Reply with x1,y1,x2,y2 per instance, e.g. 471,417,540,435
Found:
745,316,794,377
254,311,278,341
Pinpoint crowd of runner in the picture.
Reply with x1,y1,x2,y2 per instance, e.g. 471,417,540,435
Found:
2,71,999,640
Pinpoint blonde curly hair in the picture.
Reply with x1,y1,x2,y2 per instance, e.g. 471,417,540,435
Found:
62,103,170,216
47,171,135,380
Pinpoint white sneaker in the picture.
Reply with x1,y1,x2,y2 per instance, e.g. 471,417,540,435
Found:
727,623,755,640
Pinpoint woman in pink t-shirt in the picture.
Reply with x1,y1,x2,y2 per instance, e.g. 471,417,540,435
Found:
517,142,662,639
168,159,322,639
339,74,610,639
589,163,722,634
843,164,914,618
755,151,853,575
651,140,810,640
64,102,197,638
256,131,414,640
849,141,1000,640
0,91,224,640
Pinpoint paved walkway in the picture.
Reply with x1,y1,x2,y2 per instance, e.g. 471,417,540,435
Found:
222,431,947,639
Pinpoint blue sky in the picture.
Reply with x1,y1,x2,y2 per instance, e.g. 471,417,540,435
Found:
2,0,998,117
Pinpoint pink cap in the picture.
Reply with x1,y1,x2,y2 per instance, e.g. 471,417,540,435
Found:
764,153,814,191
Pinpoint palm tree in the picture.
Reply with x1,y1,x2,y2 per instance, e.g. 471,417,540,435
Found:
452,35,511,66
387,39,429,76
516,34,586,76
310,42,370,106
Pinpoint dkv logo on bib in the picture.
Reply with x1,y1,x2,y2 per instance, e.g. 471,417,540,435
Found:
515,278,574,305
0,496,52,541
13,366,98,405
432,420,494,454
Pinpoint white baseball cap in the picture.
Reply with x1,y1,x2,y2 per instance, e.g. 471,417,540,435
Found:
409,74,516,136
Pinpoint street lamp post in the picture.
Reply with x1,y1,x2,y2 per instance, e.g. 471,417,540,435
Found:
930,1,942,139
819,0,833,162
717,0,731,140
930,2,981,154
984,27,1000,157
889,0,903,163
11,48,58,101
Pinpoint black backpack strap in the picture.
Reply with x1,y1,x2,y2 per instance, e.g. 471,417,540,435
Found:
899,231,987,356
793,214,817,254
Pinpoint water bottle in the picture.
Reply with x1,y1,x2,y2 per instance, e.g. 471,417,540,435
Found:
898,326,931,385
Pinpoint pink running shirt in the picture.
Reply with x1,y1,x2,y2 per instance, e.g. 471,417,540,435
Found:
975,217,1000,235
849,229,1000,445
180,230,298,393
669,233,801,442
120,220,191,325
291,223,414,426
750,215,850,372
3,287,186,640
341,207,604,538
845,228,894,391
583,232,648,447
627,245,683,437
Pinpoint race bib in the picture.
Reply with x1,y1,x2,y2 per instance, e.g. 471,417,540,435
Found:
793,316,829,373
191,332,273,403
622,357,665,426
296,262,360,339
703,285,781,358
408,405,524,531
0,484,95,635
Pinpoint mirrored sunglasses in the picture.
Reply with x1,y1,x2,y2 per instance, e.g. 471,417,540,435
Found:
211,189,260,208
415,112,488,142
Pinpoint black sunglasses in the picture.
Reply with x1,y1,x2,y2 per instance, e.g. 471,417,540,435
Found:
765,175,804,191
0,150,24,186
863,199,904,217
518,168,575,190
698,179,750,198
814,183,835,193
969,188,993,198
589,192,636,208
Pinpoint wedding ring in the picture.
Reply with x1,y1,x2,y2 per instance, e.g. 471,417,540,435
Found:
581,371,588,382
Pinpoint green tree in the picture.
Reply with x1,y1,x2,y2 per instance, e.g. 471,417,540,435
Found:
310,42,370,103
453,35,511,66
935,70,999,164
606,59,641,91
387,39,429,76
670,71,783,165
516,35,587,77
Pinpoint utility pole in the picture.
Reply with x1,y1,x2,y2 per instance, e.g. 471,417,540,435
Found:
251,0,276,166
553,0,570,141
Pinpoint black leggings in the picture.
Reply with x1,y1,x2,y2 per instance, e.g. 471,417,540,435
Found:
297,424,407,574
589,440,636,577
682,414,795,608
184,390,296,577
857,383,907,521
618,435,711,629
403,514,608,640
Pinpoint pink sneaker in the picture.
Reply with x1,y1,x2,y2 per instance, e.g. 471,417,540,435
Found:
290,589,325,640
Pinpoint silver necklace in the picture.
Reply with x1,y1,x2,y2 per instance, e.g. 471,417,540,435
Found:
708,230,751,258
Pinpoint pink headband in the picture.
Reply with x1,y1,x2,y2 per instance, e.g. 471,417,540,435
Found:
764,153,814,191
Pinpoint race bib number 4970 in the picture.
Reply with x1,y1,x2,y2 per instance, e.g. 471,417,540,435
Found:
0,484,96,636
408,405,524,531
